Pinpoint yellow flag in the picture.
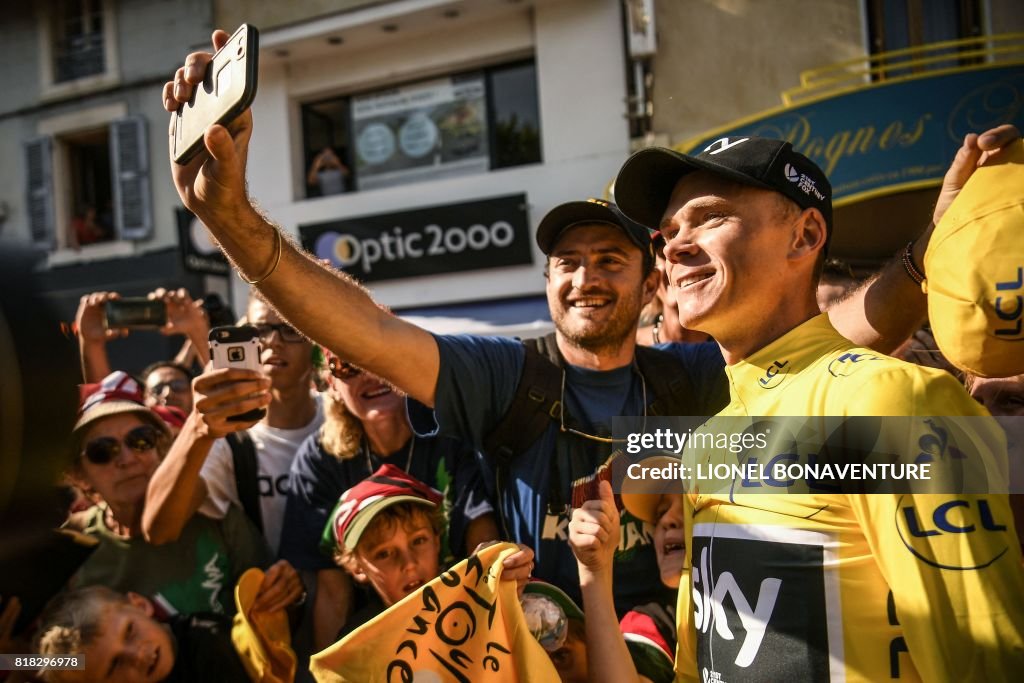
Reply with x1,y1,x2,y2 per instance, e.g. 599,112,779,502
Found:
310,542,559,682
232,568,298,683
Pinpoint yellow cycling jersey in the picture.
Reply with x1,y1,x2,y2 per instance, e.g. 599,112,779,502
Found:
675,314,1024,683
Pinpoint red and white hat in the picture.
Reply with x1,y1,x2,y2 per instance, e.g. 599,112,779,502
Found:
71,371,169,451
325,464,443,552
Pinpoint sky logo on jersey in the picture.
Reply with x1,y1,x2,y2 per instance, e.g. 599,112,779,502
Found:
895,496,1011,569
827,351,884,377
690,527,836,678
692,545,781,667
757,360,789,389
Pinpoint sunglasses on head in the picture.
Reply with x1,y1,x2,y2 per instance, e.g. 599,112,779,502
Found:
252,322,305,343
328,356,364,381
82,424,161,465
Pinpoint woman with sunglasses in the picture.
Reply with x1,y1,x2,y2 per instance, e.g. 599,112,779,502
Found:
279,350,499,651
63,371,277,617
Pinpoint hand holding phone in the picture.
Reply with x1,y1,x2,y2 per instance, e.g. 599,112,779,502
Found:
172,24,259,164
209,325,267,422
104,298,167,329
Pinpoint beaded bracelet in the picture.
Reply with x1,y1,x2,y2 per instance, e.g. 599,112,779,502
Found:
901,241,926,286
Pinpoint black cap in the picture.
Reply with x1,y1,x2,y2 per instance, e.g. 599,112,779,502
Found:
536,198,656,258
614,136,833,249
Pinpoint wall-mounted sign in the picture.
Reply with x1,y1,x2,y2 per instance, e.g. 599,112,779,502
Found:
176,208,228,275
680,65,1024,204
352,74,489,191
299,194,533,283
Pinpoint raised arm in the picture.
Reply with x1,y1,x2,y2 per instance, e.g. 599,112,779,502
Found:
143,366,270,544
163,31,440,406
827,124,1021,352
75,291,126,383
569,481,649,683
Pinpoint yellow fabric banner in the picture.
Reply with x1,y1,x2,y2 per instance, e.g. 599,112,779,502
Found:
310,542,559,682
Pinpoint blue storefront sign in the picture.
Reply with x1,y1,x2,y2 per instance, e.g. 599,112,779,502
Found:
680,64,1024,204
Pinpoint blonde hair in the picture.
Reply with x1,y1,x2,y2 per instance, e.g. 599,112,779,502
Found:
34,586,130,683
320,387,364,459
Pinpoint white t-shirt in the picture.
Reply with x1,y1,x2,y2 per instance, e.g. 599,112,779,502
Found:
200,398,323,555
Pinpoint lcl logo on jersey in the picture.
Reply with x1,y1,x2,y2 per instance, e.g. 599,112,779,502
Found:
896,496,1010,569
827,352,884,377
758,360,789,389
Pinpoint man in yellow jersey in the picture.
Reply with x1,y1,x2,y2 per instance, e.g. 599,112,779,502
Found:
613,130,1024,682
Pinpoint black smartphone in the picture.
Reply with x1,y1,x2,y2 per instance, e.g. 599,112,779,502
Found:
209,324,266,422
172,24,260,165
104,298,167,328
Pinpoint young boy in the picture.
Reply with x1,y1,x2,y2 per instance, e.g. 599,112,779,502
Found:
323,464,532,638
33,585,250,683
567,479,680,683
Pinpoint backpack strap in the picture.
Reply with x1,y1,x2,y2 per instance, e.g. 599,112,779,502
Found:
482,332,563,465
226,430,263,534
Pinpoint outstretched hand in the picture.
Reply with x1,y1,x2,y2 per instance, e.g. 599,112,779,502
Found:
75,291,128,343
150,287,208,339
163,29,253,227
933,124,1020,226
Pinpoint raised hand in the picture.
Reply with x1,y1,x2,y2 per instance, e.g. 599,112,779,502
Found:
252,560,306,613
568,479,620,579
933,124,1020,226
75,291,127,343
163,30,253,228
190,366,270,438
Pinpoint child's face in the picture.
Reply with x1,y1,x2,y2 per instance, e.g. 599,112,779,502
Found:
77,594,175,683
352,513,441,606
547,628,589,683
652,494,686,589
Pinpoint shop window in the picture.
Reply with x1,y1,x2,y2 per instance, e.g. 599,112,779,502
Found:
300,60,542,198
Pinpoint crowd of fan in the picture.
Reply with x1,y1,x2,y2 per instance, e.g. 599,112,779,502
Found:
0,31,1021,683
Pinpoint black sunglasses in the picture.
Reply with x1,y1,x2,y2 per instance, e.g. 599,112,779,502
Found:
147,378,190,395
82,424,161,465
328,356,364,381
252,322,305,343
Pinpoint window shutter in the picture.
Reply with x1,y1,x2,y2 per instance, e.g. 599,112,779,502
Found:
24,137,55,250
110,116,152,240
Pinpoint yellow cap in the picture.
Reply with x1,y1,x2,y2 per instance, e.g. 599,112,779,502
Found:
231,568,297,683
924,139,1024,378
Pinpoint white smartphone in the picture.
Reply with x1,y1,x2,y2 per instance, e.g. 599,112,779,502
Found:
208,324,265,422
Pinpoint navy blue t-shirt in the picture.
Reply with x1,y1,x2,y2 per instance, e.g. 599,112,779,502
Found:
408,334,727,616
280,432,492,571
